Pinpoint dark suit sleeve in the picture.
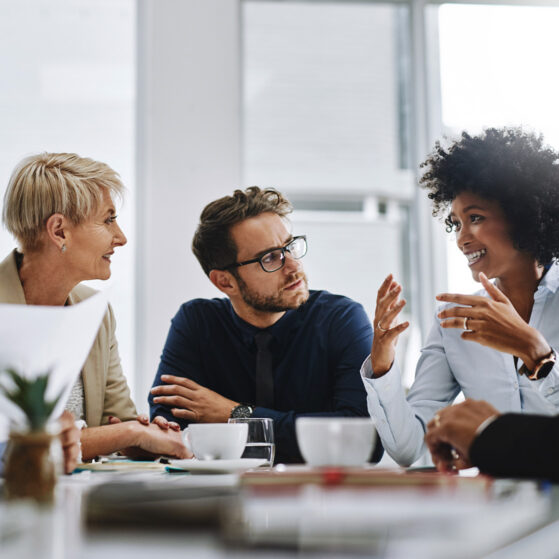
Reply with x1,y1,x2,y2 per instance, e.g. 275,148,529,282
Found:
253,300,383,463
149,304,205,428
470,413,559,481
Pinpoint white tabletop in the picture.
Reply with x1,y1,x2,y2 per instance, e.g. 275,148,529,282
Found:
0,467,557,559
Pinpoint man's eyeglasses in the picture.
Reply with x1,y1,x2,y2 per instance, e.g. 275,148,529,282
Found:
225,235,307,273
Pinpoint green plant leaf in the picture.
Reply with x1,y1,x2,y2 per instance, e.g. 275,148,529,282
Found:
0,368,62,431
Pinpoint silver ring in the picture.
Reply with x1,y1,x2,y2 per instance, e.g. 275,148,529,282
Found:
463,317,469,330
377,321,388,333
434,413,441,427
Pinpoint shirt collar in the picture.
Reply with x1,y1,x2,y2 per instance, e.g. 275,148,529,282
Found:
537,261,559,295
227,298,307,348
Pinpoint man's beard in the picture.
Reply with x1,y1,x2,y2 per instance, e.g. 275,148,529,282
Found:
235,272,309,313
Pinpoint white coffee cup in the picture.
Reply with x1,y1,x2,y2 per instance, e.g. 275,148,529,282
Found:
184,423,248,460
295,417,376,467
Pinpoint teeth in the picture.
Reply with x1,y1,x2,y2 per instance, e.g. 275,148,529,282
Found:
466,249,486,263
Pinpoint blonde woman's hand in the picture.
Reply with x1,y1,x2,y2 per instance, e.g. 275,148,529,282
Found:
109,413,180,432
122,422,191,459
58,411,81,474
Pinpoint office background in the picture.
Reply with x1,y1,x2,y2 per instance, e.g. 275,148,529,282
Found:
1,0,558,420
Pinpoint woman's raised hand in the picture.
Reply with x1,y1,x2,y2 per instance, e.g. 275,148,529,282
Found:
371,274,409,377
437,272,551,370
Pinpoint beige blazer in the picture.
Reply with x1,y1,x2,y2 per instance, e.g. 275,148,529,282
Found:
0,250,137,427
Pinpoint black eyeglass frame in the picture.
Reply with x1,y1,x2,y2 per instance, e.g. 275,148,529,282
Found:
223,235,307,273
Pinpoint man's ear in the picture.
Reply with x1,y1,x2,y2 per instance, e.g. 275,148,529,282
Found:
209,269,238,296
45,213,68,250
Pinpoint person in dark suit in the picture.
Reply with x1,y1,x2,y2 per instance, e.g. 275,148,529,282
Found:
425,399,559,481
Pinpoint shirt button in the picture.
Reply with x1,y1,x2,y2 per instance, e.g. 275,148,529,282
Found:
513,382,519,390
547,387,555,395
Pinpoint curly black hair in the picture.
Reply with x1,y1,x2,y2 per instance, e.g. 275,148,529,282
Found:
419,127,559,265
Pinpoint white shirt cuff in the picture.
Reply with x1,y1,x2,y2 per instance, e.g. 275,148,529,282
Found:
475,414,499,438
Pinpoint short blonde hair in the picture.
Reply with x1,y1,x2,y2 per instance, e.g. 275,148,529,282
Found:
2,152,124,250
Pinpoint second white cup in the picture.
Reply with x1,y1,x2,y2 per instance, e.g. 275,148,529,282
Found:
296,417,376,467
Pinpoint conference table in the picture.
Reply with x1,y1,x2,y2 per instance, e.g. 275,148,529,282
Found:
2,461,559,559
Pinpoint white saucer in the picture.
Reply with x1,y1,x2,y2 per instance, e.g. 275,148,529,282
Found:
167,458,267,474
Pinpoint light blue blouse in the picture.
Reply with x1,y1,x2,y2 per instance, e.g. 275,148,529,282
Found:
362,263,559,466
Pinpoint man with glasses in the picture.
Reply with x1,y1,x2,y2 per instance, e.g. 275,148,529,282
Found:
149,187,377,463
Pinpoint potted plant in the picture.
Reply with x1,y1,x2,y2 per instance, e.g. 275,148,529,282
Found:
1,368,63,503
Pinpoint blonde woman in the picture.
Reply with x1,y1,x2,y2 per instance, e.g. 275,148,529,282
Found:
0,153,188,461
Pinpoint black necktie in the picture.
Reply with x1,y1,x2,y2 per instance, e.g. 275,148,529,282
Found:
254,331,274,408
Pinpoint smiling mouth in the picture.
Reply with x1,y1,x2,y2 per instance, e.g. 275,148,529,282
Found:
465,248,486,266
102,253,114,262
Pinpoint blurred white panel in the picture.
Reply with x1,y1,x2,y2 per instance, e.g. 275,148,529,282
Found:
243,1,413,195
293,212,402,314
40,64,133,102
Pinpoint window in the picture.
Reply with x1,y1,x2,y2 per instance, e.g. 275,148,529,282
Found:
436,3,559,294
242,1,418,377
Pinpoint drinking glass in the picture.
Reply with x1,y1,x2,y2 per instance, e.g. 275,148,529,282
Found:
228,417,275,466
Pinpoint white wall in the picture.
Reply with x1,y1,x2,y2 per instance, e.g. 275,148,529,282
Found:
135,0,242,411
0,0,137,392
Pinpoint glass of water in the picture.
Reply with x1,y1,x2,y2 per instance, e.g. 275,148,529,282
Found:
228,417,275,466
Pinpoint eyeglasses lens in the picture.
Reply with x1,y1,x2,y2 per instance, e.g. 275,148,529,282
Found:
261,250,285,272
288,237,306,259
260,237,307,272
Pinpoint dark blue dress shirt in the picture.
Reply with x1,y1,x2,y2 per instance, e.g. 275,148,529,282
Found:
149,290,374,463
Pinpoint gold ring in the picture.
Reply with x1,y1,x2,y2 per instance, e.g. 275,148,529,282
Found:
463,317,469,330
434,413,441,427
377,321,388,333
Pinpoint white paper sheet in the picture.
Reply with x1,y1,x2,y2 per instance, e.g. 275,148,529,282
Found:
0,290,109,433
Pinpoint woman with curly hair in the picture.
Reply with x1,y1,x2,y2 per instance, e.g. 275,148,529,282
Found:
362,127,559,466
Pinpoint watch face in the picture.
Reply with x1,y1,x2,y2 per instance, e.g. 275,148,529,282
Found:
231,404,253,419
526,350,556,380
537,359,555,379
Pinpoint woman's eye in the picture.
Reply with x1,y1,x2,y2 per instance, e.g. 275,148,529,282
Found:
470,214,484,224
105,215,118,225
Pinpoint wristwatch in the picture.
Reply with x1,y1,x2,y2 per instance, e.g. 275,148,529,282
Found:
519,349,556,380
230,403,254,419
